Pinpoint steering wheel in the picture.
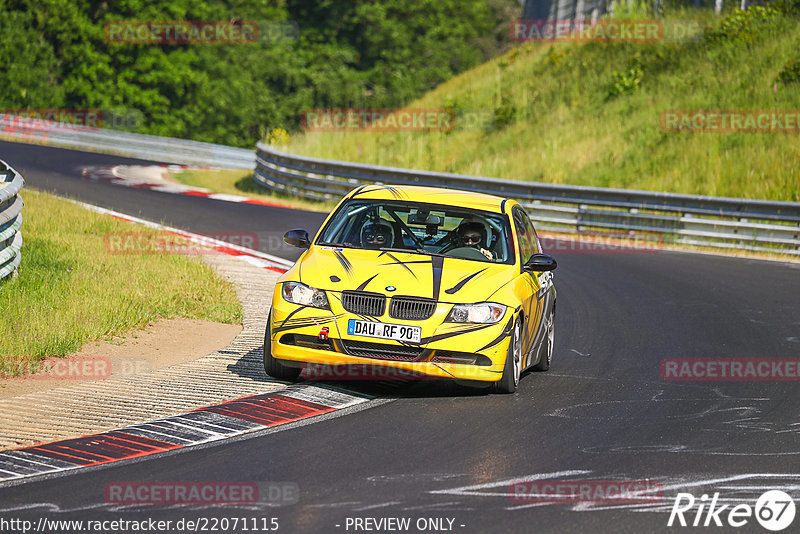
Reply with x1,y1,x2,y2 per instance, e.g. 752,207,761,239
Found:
445,246,489,261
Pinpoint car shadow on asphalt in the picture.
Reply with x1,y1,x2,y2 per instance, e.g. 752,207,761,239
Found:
225,346,519,399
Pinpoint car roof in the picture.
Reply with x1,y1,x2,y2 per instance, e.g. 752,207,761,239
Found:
348,185,509,213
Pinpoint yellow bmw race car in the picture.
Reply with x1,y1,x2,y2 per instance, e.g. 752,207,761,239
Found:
264,185,557,393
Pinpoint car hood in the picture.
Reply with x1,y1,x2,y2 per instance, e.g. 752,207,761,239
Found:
296,246,515,303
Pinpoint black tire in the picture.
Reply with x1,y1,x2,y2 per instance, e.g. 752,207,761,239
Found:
532,309,554,372
494,318,522,394
263,311,302,381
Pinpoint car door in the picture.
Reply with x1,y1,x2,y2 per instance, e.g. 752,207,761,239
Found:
512,206,542,367
520,211,553,367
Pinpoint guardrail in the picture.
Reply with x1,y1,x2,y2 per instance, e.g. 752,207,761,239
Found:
0,114,254,169
254,142,800,256
0,160,23,281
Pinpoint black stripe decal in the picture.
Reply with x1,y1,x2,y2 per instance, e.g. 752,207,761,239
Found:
431,255,444,300
421,323,493,344
356,274,379,292
350,185,406,199
273,314,342,334
444,268,487,295
349,185,374,198
333,250,353,277
379,252,421,279
278,305,310,329
385,186,404,199
477,316,514,352
350,185,367,198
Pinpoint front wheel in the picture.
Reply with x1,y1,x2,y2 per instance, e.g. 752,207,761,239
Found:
494,318,522,394
263,311,301,381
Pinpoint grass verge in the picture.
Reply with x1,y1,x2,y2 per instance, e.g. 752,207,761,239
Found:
0,188,242,370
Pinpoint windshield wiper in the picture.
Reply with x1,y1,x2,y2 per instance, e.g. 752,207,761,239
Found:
379,246,446,257
317,241,364,249
379,246,426,254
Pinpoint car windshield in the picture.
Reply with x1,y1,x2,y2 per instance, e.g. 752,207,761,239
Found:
317,199,515,264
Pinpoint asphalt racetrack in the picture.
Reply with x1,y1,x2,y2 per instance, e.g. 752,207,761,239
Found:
1,140,799,533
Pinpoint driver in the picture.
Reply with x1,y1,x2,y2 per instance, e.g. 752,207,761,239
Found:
457,222,494,260
360,221,393,249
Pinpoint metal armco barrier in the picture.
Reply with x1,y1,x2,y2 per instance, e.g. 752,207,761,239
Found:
254,142,800,256
0,114,254,169
0,160,23,281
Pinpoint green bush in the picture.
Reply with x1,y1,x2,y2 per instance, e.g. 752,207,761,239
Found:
607,61,644,98
777,59,800,84
705,6,781,43
493,95,517,130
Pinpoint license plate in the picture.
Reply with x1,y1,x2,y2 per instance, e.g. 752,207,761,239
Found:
347,319,422,344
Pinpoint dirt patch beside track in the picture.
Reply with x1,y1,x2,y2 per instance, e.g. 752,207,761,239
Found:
0,318,242,399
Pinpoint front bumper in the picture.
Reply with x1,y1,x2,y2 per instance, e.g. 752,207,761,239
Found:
269,297,512,382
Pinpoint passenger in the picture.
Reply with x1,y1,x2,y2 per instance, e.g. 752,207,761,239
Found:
457,222,494,260
360,221,393,249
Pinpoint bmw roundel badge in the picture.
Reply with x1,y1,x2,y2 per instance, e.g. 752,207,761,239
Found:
385,286,397,292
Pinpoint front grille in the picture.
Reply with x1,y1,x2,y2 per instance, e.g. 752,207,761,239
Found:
341,291,386,316
341,339,426,361
389,296,436,320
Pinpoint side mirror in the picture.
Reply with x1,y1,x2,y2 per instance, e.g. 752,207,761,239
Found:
284,229,311,248
523,253,557,272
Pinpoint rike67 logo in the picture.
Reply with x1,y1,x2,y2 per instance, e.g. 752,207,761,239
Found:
668,490,795,531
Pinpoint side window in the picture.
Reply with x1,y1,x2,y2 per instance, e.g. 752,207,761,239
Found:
513,208,533,264
521,212,541,254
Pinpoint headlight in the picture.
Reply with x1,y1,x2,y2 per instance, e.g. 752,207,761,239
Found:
445,302,506,324
282,282,329,309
